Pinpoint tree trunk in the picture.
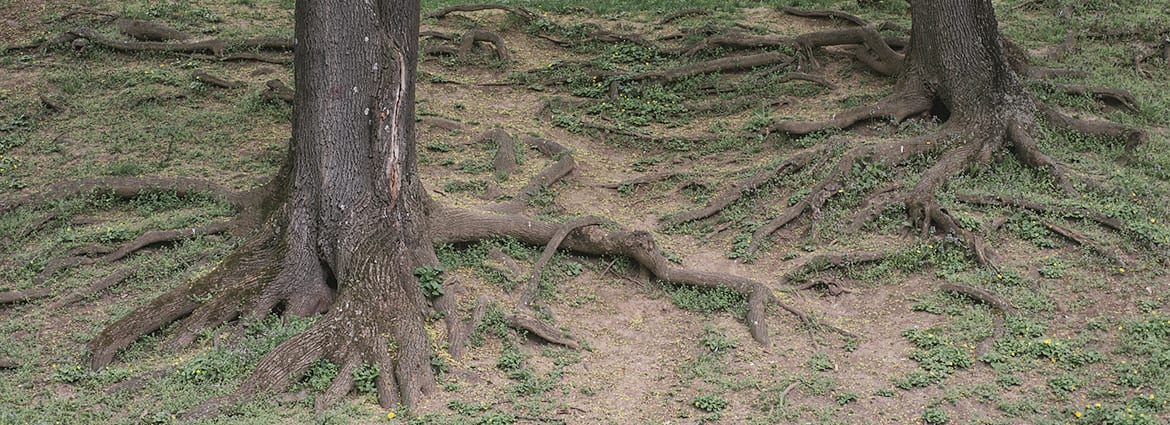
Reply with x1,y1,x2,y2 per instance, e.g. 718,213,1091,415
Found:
904,0,1027,123
260,0,437,409
89,0,438,414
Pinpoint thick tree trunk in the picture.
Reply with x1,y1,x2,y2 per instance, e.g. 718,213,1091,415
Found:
904,0,1027,122
240,0,437,409
88,0,438,414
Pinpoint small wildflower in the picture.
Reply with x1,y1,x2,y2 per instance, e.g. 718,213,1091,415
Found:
387,412,395,420
1075,411,1082,418
1119,267,1126,273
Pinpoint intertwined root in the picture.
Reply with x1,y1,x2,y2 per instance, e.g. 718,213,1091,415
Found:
61,126,853,416
668,84,1143,268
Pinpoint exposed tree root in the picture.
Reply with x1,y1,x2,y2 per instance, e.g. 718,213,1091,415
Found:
39,95,67,113
105,221,232,263
433,206,857,345
1134,39,1170,78
657,8,710,25
505,313,579,349
217,52,292,64
0,288,52,305
4,213,56,244
746,131,948,257
261,79,296,105
458,30,511,62
518,216,602,308
420,116,465,132
67,28,228,55
939,282,1012,357
1042,221,1125,265
48,269,133,310
792,280,853,296
954,193,1124,231
1038,104,1146,157
781,6,869,27
478,129,517,178
116,18,193,42
661,146,827,229
427,4,536,22
1037,82,1140,114
778,251,891,285
484,135,576,214
64,27,292,57
49,7,120,23
193,71,244,89
777,381,800,406
628,51,792,83
793,26,906,75
846,184,902,232
601,171,690,190
1005,120,1077,193
769,90,931,135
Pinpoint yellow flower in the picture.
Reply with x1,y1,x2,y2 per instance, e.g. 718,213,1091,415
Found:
1075,411,1082,417
1119,267,1126,273
1043,339,1051,344
387,412,396,420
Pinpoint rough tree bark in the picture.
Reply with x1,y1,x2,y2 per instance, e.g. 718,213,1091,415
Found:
89,0,437,414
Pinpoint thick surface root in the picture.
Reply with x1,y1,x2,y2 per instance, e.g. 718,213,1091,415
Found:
434,206,851,346
745,130,950,257
769,90,930,135
661,146,825,229
484,135,576,214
